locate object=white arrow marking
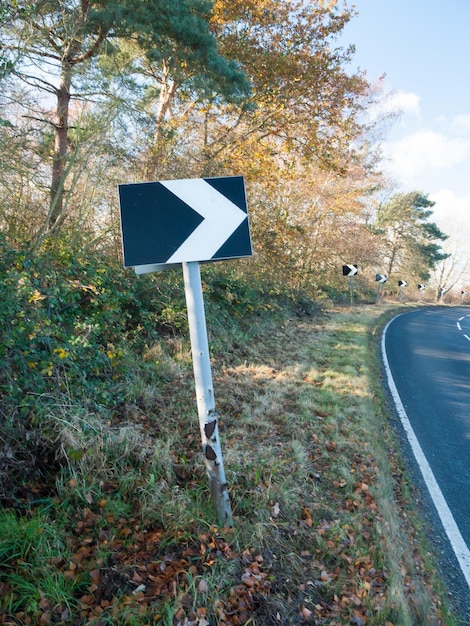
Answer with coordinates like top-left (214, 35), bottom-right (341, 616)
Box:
top-left (160, 178), bottom-right (247, 264)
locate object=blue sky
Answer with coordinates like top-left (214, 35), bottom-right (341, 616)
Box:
top-left (341, 0), bottom-right (470, 239)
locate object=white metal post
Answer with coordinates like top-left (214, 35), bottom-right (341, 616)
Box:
top-left (182, 261), bottom-right (233, 526)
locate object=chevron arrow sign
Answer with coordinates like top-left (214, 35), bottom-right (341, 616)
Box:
top-left (119, 176), bottom-right (252, 272)
top-left (375, 274), bottom-right (387, 283)
top-left (342, 264), bottom-right (358, 277)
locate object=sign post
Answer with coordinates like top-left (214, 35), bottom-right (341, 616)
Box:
top-left (375, 274), bottom-right (387, 303)
top-left (118, 176), bottom-right (252, 525)
top-left (342, 264), bottom-right (358, 306)
top-left (183, 261), bottom-right (232, 526)
top-left (398, 279), bottom-right (408, 302)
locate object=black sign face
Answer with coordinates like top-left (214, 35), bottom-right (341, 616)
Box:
top-left (342, 264), bottom-right (358, 276)
top-left (119, 176), bottom-right (252, 268)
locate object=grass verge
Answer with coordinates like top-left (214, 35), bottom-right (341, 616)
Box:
top-left (0, 302), bottom-right (460, 625)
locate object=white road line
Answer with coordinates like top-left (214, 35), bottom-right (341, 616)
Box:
top-left (464, 335), bottom-right (470, 342)
top-left (457, 322), bottom-right (462, 331)
top-left (382, 318), bottom-right (470, 589)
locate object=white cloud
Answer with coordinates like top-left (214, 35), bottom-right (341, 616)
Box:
top-left (374, 89), bottom-right (421, 117)
top-left (382, 130), bottom-right (470, 184)
top-left (434, 114), bottom-right (470, 135)
top-left (385, 90), bottom-right (421, 116)
top-left (368, 89), bottom-right (420, 123)
top-left (430, 189), bottom-right (470, 234)
top-left (451, 114), bottom-right (470, 134)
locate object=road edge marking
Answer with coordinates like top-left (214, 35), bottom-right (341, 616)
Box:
top-left (382, 317), bottom-right (470, 589)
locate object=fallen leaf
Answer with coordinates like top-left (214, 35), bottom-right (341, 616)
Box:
top-left (38, 612), bottom-right (51, 625)
top-left (89, 569), bottom-right (100, 584)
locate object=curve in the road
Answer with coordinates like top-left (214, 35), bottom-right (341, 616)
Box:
top-left (382, 314), bottom-right (470, 590)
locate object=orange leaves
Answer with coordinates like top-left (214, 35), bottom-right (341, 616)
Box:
top-left (215, 550), bottom-right (271, 625)
top-left (299, 506), bottom-right (313, 529)
top-left (325, 439), bottom-right (337, 452)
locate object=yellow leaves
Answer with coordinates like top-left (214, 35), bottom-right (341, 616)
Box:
top-left (40, 364), bottom-right (53, 376)
top-left (69, 279), bottom-right (99, 294)
top-left (28, 289), bottom-right (46, 303)
top-left (53, 347), bottom-right (70, 359)
top-left (105, 343), bottom-right (123, 363)
top-left (318, 0), bottom-right (338, 11)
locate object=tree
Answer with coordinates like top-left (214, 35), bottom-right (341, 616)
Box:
top-left (1, 0), bottom-right (250, 241)
top-left (431, 223), bottom-right (470, 301)
top-left (206, 0), bottom-right (373, 171)
top-left (126, 0), bottom-right (375, 180)
top-left (375, 192), bottom-right (449, 281)
top-left (123, 0), bottom-right (384, 296)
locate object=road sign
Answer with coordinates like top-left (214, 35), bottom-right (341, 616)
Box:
top-left (398, 280), bottom-right (408, 287)
top-left (119, 176), bottom-right (252, 272)
top-left (418, 284), bottom-right (426, 291)
top-left (342, 264), bottom-right (358, 277)
top-left (117, 175), bottom-right (253, 524)
top-left (375, 274), bottom-right (387, 303)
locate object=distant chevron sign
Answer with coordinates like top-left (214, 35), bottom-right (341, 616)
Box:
top-left (119, 176), bottom-right (252, 272)
top-left (342, 264), bottom-right (358, 277)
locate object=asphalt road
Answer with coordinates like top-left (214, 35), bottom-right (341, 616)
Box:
top-left (382, 307), bottom-right (470, 618)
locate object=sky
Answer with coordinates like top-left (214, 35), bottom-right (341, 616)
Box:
top-left (341, 0), bottom-right (470, 242)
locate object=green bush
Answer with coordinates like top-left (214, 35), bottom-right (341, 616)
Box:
top-left (0, 234), bottom-right (317, 498)
top-left (0, 236), bottom-right (188, 494)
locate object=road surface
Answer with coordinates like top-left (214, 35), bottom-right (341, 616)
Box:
top-left (382, 307), bottom-right (470, 619)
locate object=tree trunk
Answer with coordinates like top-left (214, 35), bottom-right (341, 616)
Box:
top-left (144, 61), bottom-right (178, 181)
top-left (48, 65), bottom-right (72, 231)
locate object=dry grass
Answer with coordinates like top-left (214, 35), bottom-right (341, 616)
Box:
top-left (177, 304), bottom-right (454, 624)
